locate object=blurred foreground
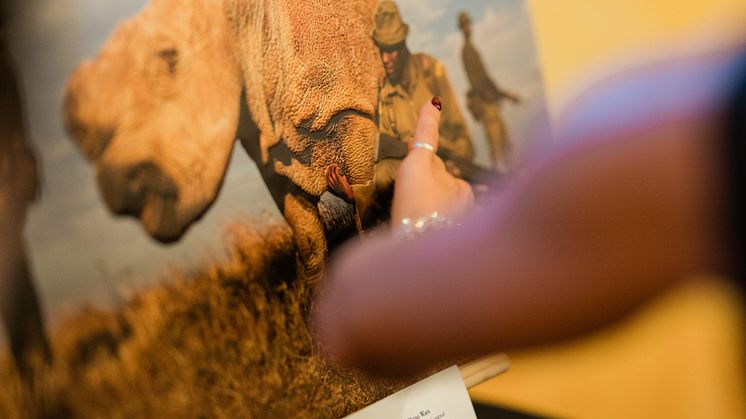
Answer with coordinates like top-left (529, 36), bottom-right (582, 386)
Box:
top-left (0, 218), bottom-right (401, 418)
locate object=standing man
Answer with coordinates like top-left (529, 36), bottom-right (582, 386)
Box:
top-left (459, 11), bottom-right (521, 171)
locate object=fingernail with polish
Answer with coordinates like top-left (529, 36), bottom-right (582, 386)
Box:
top-left (431, 96), bottom-right (443, 111)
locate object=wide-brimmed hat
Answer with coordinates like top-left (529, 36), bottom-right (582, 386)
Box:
top-left (372, 1), bottom-right (409, 47)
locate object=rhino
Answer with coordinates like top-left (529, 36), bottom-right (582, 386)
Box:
top-left (0, 20), bottom-right (50, 381)
top-left (63, 0), bottom-right (384, 280)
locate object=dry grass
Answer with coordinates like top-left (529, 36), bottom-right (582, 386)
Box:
top-left (0, 216), bottom-right (404, 418)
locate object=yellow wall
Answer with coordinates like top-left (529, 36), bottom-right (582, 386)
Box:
top-left (528, 0), bottom-right (746, 114)
top-left (470, 2), bottom-right (746, 418)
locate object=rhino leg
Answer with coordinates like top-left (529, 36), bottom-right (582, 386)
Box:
top-left (283, 194), bottom-right (328, 283)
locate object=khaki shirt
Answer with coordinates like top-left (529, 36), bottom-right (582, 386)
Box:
top-left (462, 40), bottom-right (505, 104)
top-left (379, 53), bottom-right (474, 161)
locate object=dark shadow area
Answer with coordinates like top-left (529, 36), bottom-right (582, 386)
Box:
top-left (473, 401), bottom-right (551, 419)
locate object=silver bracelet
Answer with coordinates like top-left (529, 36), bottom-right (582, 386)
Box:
top-left (395, 211), bottom-right (458, 239)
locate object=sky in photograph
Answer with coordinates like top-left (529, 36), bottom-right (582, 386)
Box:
top-left (6, 0), bottom-right (548, 317)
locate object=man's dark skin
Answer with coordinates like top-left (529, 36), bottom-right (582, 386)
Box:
top-left (380, 42), bottom-right (410, 87)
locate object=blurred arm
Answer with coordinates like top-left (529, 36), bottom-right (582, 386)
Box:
top-left (318, 116), bottom-right (729, 376)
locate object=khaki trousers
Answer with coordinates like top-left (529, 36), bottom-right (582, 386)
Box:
top-left (481, 103), bottom-right (511, 170)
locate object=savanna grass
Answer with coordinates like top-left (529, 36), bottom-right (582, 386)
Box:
top-left (0, 217), bottom-right (404, 418)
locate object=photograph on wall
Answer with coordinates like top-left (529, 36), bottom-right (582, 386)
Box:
top-left (0, 0), bottom-right (550, 416)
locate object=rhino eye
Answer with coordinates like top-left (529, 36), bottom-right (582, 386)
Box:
top-left (157, 48), bottom-right (179, 75)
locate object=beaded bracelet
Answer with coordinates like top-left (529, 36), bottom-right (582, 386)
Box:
top-left (395, 211), bottom-right (459, 239)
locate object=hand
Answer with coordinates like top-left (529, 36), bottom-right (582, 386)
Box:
top-left (326, 163), bottom-right (355, 203)
top-left (391, 97), bottom-right (474, 227)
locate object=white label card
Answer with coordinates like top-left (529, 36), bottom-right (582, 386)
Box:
top-left (344, 365), bottom-right (477, 419)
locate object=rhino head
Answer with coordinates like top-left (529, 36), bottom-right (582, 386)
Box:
top-left (64, 0), bottom-right (382, 243)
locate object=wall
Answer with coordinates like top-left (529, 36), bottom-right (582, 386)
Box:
top-left (469, 2), bottom-right (746, 417)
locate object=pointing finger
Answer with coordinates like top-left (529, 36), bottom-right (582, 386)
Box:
top-left (409, 96), bottom-right (442, 156)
